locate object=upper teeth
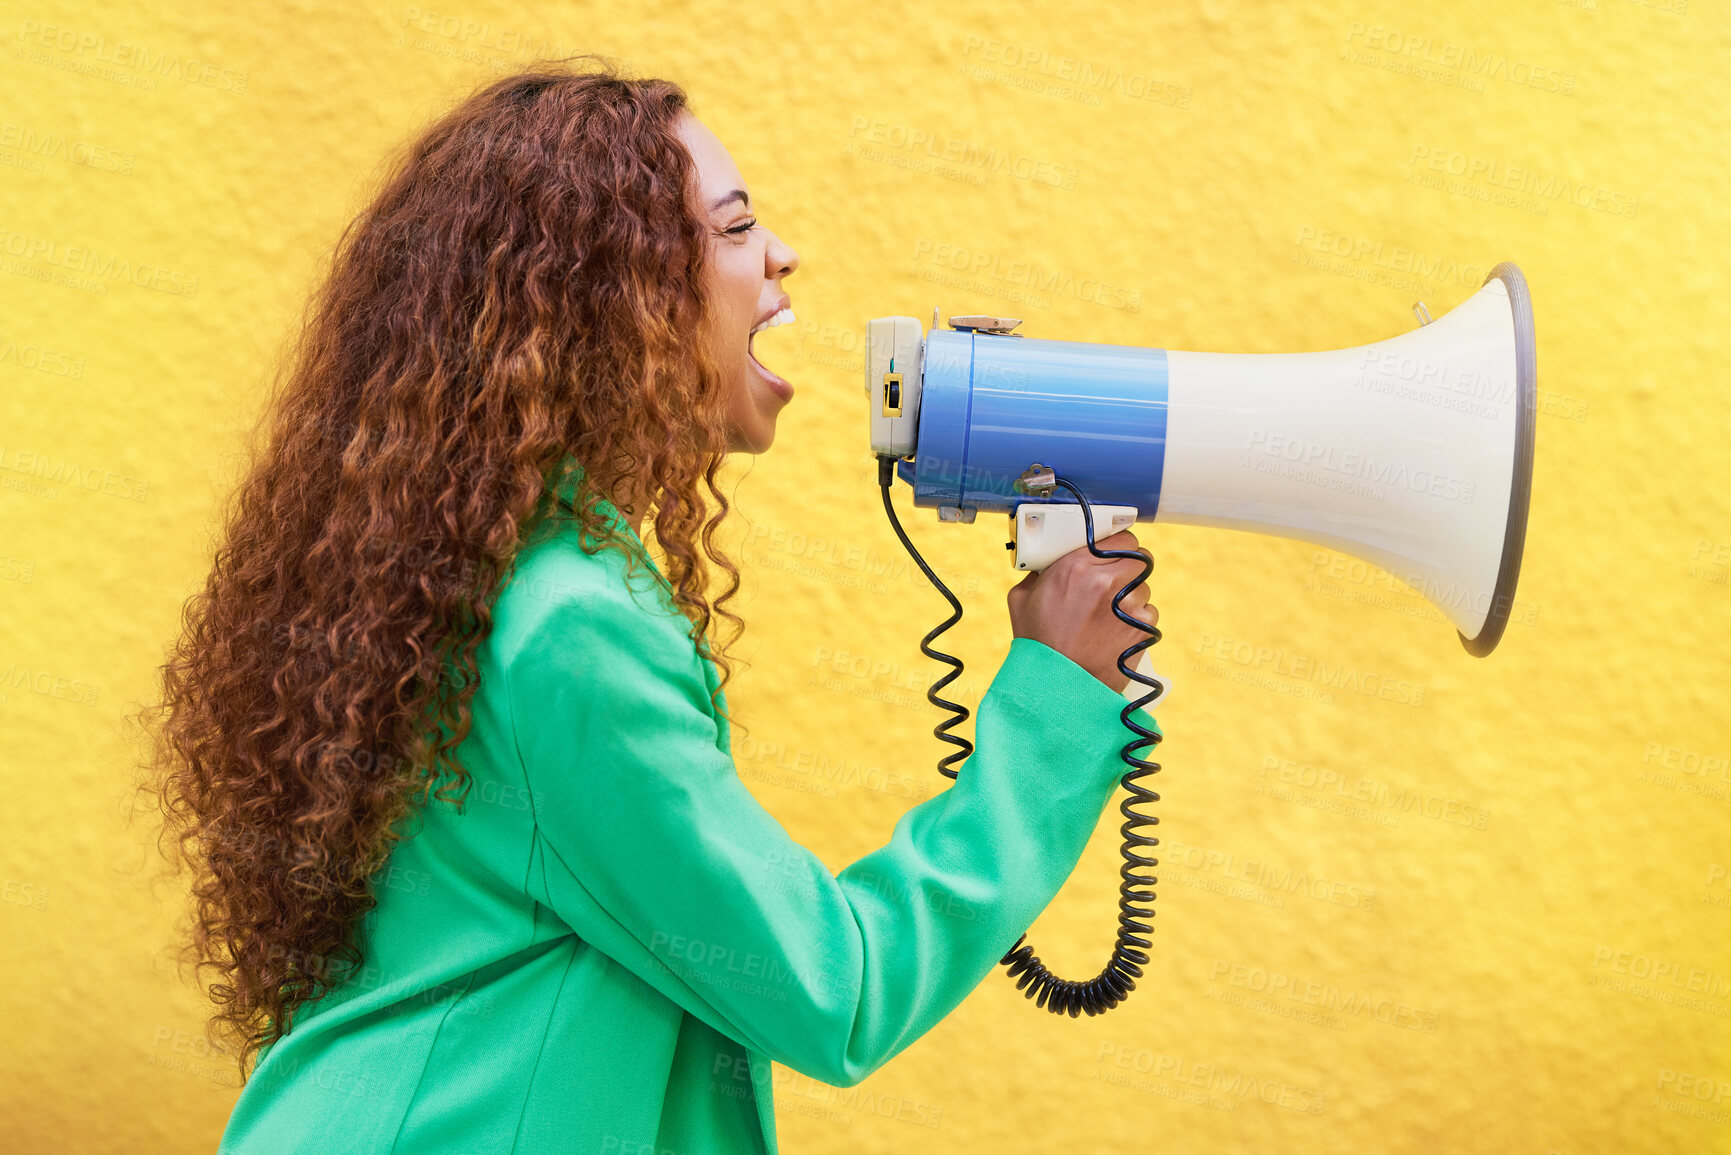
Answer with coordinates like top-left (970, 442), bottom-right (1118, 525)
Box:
top-left (750, 307), bottom-right (796, 335)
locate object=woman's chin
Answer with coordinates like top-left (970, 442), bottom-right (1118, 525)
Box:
top-left (745, 422), bottom-right (777, 454)
top-left (726, 415), bottom-right (777, 455)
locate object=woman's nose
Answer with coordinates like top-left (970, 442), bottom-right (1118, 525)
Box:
top-left (766, 231), bottom-right (798, 277)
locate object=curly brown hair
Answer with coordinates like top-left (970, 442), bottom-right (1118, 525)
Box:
top-left (132, 59), bottom-right (748, 1081)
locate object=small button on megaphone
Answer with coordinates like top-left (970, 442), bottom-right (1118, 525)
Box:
top-left (866, 262), bottom-right (1536, 657)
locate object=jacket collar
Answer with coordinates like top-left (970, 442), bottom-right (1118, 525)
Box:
top-left (547, 458), bottom-right (725, 716)
top-left (547, 458), bottom-right (638, 539)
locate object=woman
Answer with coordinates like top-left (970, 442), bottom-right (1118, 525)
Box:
top-left (144, 61), bottom-right (1160, 1154)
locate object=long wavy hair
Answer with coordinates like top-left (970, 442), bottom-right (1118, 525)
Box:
top-left (133, 60), bottom-right (748, 1080)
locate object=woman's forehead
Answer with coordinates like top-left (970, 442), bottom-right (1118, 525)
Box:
top-left (676, 113), bottom-right (747, 207)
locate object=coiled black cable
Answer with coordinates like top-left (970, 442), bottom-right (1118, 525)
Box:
top-left (877, 455), bottom-right (1164, 1016)
top-left (877, 456), bottom-right (975, 779)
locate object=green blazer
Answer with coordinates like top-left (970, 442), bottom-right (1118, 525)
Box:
top-left (217, 467), bottom-right (1160, 1154)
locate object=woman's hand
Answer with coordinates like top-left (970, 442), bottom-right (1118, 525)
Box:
top-left (1007, 530), bottom-right (1158, 693)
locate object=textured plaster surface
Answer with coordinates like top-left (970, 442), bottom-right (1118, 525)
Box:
top-left (1, 2), bottom-right (1727, 1152)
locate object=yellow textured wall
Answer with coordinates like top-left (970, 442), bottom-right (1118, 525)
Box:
top-left (2, 1), bottom-right (1726, 1151)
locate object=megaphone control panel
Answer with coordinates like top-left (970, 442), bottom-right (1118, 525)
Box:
top-left (865, 315), bottom-right (923, 457)
top-left (866, 313), bottom-right (1032, 458)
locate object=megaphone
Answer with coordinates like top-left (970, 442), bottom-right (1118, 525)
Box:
top-left (862, 262), bottom-right (1536, 1018)
top-left (865, 261), bottom-right (1535, 658)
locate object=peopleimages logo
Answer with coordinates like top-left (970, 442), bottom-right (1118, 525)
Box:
top-left (1163, 838), bottom-right (1378, 912)
top-left (847, 117), bottom-right (1080, 190)
top-left (1207, 959), bottom-right (1442, 1033)
top-left (1258, 754), bottom-right (1492, 830)
top-left (0, 444), bottom-right (150, 502)
top-left (0, 662), bottom-right (100, 706)
top-left (15, 19), bottom-right (249, 93)
top-left (1293, 225), bottom-right (1489, 289)
top-left (1408, 144), bottom-right (1638, 218)
top-left (1192, 631), bottom-right (1428, 709)
top-left (1356, 347), bottom-right (1516, 405)
top-left (1591, 946), bottom-right (1731, 999)
top-left (959, 36), bottom-right (1192, 108)
top-left (1243, 428), bottom-right (1478, 504)
top-left (910, 237), bottom-right (1142, 312)
top-left (0, 122), bottom-right (135, 173)
top-left (0, 225), bottom-right (199, 297)
top-left (1094, 1042), bottom-right (1326, 1115)
top-left (0, 330), bottom-right (84, 379)
top-left (1343, 22), bottom-right (1576, 96)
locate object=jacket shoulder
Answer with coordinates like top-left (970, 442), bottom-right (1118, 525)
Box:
top-left (489, 523), bottom-right (686, 663)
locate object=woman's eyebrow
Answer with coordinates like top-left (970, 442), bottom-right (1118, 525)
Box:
top-left (709, 188), bottom-right (750, 212)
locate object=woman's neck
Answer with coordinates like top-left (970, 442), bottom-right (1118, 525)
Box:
top-left (613, 478), bottom-right (652, 539)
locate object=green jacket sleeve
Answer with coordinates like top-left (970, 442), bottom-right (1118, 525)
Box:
top-left (501, 552), bottom-right (1161, 1089)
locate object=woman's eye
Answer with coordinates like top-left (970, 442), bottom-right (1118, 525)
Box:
top-left (724, 219), bottom-right (758, 237)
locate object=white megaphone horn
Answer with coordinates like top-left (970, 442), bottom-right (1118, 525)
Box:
top-left (866, 262), bottom-right (1537, 674)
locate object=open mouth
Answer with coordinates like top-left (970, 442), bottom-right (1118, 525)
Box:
top-left (748, 307), bottom-right (796, 397)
